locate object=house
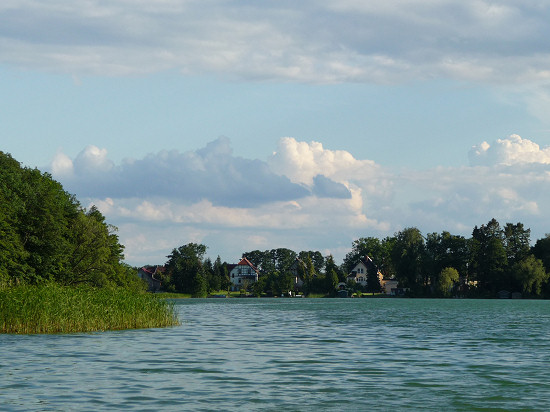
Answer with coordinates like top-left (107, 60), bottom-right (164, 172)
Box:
top-left (138, 265), bottom-right (163, 292)
top-left (382, 279), bottom-right (398, 295)
top-left (229, 257), bottom-right (260, 291)
top-left (348, 256), bottom-right (383, 289)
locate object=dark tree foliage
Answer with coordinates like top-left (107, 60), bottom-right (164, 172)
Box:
top-left (424, 231), bottom-right (468, 289)
top-left (470, 219), bottom-right (509, 293)
top-left (0, 151), bottom-right (143, 290)
top-left (165, 243), bottom-right (207, 294)
top-left (504, 223), bottom-right (531, 265)
top-left (533, 234), bottom-right (550, 273)
top-left (343, 236), bottom-right (395, 279)
top-left (365, 264), bottom-right (382, 294)
top-left (343, 237), bottom-right (384, 273)
top-left (298, 251), bottom-right (325, 273)
top-left (391, 227), bottom-right (426, 291)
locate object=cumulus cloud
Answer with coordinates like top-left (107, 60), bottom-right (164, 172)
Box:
top-left (49, 137), bottom-right (362, 208)
top-left (2, 1), bottom-right (550, 86)
top-left (269, 137), bottom-right (392, 202)
top-left (49, 135), bottom-right (550, 266)
top-left (469, 134), bottom-right (550, 166)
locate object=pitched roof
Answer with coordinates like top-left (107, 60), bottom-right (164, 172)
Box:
top-left (236, 257), bottom-right (259, 273)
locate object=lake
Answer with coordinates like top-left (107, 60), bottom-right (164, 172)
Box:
top-left (2, 298), bottom-right (550, 411)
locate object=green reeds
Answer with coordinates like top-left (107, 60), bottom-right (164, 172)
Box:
top-left (0, 283), bottom-right (180, 334)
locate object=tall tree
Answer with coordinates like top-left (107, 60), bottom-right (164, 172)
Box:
top-left (504, 222), bottom-right (531, 265)
top-left (532, 234), bottom-right (550, 273)
top-left (298, 251), bottom-right (324, 273)
top-left (391, 227), bottom-right (426, 291)
top-left (324, 254), bottom-right (345, 283)
top-left (165, 243), bottom-right (207, 293)
top-left (470, 219), bottom-right (508, 293)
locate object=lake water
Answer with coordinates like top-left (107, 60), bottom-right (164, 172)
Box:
top-left (2, 298), bottom-right (550, 411)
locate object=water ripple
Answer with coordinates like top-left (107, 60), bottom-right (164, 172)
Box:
top-left (2, 299), bottom-right (550, 410)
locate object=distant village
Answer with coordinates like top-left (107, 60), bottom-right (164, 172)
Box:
top-left (138, 254), bottom-right (403, 298)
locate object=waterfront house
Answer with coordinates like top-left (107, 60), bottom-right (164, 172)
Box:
top-left (229, 257), bottom-right (260, 291)
top-left (382, 279), bottom-right (398, 294)
top-left (138, 266), bottom-right (163, 292)
top-left (348, 256), bottom-right (383, 289)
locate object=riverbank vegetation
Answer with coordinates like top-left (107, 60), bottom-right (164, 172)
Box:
top-left (0, 283), bottom-right (179, 334)
top-left (0, 151), bottom-right (179, 333)
top-left (156, 218), bottom-right (550, 299)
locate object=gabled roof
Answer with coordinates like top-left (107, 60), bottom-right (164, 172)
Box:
top-left (351, 255), bottom-right (379, 273)
top-left (236, 257), bottom-right (259, 273)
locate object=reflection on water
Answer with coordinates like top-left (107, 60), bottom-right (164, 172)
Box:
top-left (2, 299), bottom-right (550, 411)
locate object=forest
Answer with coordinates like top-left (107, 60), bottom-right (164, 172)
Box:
top-left (0, 151), bottom-right (144, 291)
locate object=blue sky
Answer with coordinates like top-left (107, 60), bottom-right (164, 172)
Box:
top-left (2, 1), bottom-right (550, 265)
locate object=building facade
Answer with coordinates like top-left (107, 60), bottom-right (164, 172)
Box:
top-left (229, 257), bottom-right (260, 291)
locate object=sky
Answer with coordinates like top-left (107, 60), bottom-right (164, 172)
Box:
top-left (2, 1), bottom-right (550, 266)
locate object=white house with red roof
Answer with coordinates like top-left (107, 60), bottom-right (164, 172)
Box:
top-left (229, 257), bottom-right (260, 291)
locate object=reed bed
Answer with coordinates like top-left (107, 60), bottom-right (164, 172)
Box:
top-left (0, 284), bottom-right (180, 334)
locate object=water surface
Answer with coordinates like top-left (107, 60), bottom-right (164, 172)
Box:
top-left (2, 299), bottom-right (550, 411)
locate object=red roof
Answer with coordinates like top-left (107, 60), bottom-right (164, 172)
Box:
top-left (237, 257), bottom-right (259, 273)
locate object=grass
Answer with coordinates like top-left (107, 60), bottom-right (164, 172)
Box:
top-left (156, 292), bottom-right (193, 299)
top-left (0, 283), bottom-right (180, 334)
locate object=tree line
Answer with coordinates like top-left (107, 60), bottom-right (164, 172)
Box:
top-left (160, 219), bottom-right (550, 298)
top-left (0, 151), bottom-right (144, 291)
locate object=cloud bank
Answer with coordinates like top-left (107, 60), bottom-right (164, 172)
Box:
top-left (49, 134), bottom-right (550, 265)
top-left (2, 1), bottom-right (550, 85)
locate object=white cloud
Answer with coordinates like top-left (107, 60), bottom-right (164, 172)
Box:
top-left (50, 149), bottom-right (73, 177)
top-left (50, 135), bottom-right (550, 266)
top-left (73, 145), bottom-right (114, 174)
top-left (469, 134), bottom-right (550, 166)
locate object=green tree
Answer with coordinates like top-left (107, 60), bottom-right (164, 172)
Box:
top-left (192, 269), bottom-right (208, 298)
top-left (425, 231), bottom-right (468, 293)
top-left (325, 269), bottom-right (339, 295)
top-left (165, 243), bottom-right (207, 293)
top-left (298, 251), bottom-right (324, 273)
top-left (343, 237), bottom-right (383, 273)
top-left (0, 151), bottom-right (139, 290)
top-left (504, 222), bottom-right (531, 265)
top-left (299, 254), bottom-right (317, 294)
top-left (324, 255), bottom-right (345, 283)
top-left (365, 265), bottom-right (382, 294)
top-left (510, 255), bottom-right (548, 296)
top-left (391, 227), bottom-right (425, 291)
top-left (252, 276), bottom-right (267, 297)
top-left (532, 234), bottom-right (550, 273)
top-left (470, 219), bottom-right (508, 294)
top-left (438, 267), bottom-right (459, 297)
